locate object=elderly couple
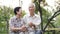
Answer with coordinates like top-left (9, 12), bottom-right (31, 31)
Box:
top-left (9, 3), bottom-right (41, 34)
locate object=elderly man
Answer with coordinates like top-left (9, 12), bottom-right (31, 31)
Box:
top-left (23, 3), bottom-right (41, 34)
top-left (9, 7), bottom-right (28, 34)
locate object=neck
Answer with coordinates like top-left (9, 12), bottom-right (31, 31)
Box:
top-left (30, 13), bottom-right (34, 17)
top-left (16, 15), bottom-right (21, 18)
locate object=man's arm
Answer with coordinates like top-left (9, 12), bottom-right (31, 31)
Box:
top-left (33, 15), bottom-right (41, 25)
top-left (28, 15), bottom-right (41, 29)
top-left (28, 22), bottom-right (36, 29)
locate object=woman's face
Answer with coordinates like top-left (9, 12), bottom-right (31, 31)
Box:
top-left (17, 9), bottom-right (22, 16)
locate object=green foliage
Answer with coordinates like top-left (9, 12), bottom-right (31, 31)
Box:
top-left (33, 0), bottom-right (60, 34)
top-left (33, 0), bottom-right (51, 24)
top-left (22, 10), bottom-right (26, 17)
top-left (54, 15), bottom-right (60, 27)
top-left (0, 6), bottom-right (14, 34)
top-left (0, 0), bottom-right (60, 34)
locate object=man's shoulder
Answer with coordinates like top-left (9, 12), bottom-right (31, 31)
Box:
top-left (23, 14), bottom-right (40, 17)
top-left (35, 14), bottom-right (40, 17)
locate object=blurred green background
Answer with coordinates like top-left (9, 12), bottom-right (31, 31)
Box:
top-left (0, 0), bottom-right (60, 34)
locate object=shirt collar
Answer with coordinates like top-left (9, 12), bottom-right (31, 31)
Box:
top-left (28, 13), bottom-right (36, 18)
top-left (14, 16), bottom-right (21, 20)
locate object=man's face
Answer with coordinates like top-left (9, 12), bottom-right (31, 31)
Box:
top-left (17, 9), bottom-right (22, 16)
top-left (29, 4), bottom-right (35, 14)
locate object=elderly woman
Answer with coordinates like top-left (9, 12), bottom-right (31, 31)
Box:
top-left (9, 7), bottom-right (28, 34)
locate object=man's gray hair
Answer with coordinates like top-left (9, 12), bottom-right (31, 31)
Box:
top-left (28, 3), bottom-right (35, 7)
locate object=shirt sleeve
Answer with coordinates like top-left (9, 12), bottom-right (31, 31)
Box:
top-left (23, 15), bottom-right (27, 24)
top-left (33, 15), bottom-right (41, 25)
top-left (9, 18), bottom-right (15, 29)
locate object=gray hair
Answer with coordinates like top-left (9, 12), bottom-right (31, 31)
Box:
top-left (28, 3), bottom-right (35, 8)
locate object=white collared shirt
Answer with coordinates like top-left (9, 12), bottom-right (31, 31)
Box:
top-left (23, 14), bottom-right (41, 30)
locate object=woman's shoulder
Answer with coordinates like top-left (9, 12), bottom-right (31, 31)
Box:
top-left (9, 16), bottom-right (16, 20)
